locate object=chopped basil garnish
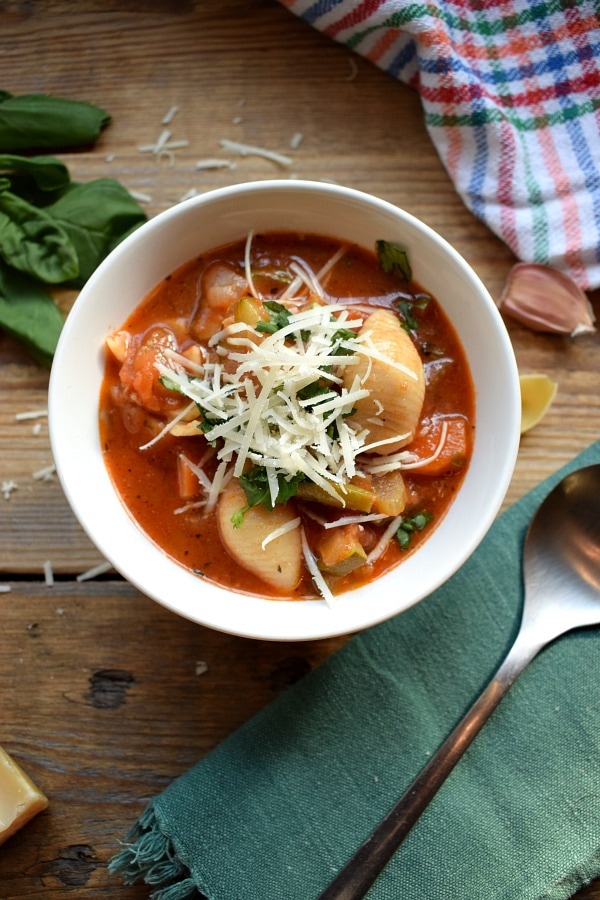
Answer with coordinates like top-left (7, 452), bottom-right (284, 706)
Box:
top-left (394, 291), bottom-right (431, 333)
top-left (376, 239), bottom-right (412, 282)
top-left (198, 414), bottom-right (224, 446)
top-left (158, 374), bottom-right (182, 393)
top-left (396, 510), bottom-right (433, 550)
top-left (330, 326), bottom-right (359, 356)
top-left (255, 300), bottom-right (292, 334)
top-left (233, 466), bottom-right (307, 525)
top-left (297, 381), bottom-right (331, 406)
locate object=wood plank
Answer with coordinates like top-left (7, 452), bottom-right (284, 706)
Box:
top-left (0, 582), bottom-right (345, 896)
top-left (0, 581), bottom-right (599, 897)
top-left (0, 1), bottom-right (599, 897)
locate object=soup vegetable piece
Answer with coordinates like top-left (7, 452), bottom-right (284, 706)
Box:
top-left (99, 232), bottom-right (474, 604)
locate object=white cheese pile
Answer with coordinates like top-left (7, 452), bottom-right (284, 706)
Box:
top-left (155, 303), bottom-right (377, 506)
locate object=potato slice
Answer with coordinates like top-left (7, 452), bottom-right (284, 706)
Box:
top-left (217, 479), bottom-right (302, 592)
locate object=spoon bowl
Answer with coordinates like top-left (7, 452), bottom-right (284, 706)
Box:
top-left (522, 464), bottom-right (600, 647)
top-left (319, 463), bottom-right (600, 900)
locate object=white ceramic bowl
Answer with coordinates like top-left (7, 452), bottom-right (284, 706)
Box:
top-left (49, 180), bottom-right (520, 641)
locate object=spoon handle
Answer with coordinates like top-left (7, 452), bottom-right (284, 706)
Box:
top-left (317, 636), bottom-right (539, 900)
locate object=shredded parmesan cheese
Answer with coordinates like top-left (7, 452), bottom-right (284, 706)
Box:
top-left (205, 461), bottom-right (231, 512)
top-left (363, 420), bottom-right (450, 475)
top-left (164, 348), bottom-right (205, 375)
top-left (397, 420), bottom-right (449, 470)
top-left (138, 120), bottom-right (189, 161)
top-left (322, 513), bottom-right (389, 529)
top-left (366, 514), bottom-right (404, 565)
top-left (139, 401), bottom-right (198, 451)
top-left (301, 528), bottom-right (336, 607)
top-left (178, 453), bottom-right (213, 492)
top-left (195, 158), bottom-right (236, 170)
top-left (179, 188), bottom-right (198, 203)
top-left (2, 480), bottom-right (18, 500)
top-left (162, 105), bottom-right (179, 125)
top-left (261, 517), bottom-right (302, 550)
top-left (154, 128), bottom-right (171, 153)
top-left (346, 57), bottom-right (359, 81)
top-left (244, 231), bottom-right (259, 300)
top-left (359, 433), bottom-right (411, 455)
top-left (43, 560), bottom-right (54, 587)
top-left (154, 302), bottom-right (376, 499)
top-left (278, 245), bottom-right (346, 304)
top-left (129, 190), bottom-right (152, 204)
top-left (15, 410), bottom-right (48, 421)
top-left (174, 500), bottom-right (207, 515)
top-left (32, 464), bottom-right (56, 482)
top-left (76, 561), bottom-right (113, 582)
top-left (219, 138), bottom-right (292, 167)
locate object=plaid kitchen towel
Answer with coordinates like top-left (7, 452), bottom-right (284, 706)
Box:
top-left (279, 0), bottom-right (600, 291)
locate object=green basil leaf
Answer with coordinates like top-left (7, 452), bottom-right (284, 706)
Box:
top-left (395, 510), bottom-right (433, 551)
top-left (376, 239), bottom-right (412, 282)
top-left (255, 300), bottom-right (293, 335)
top-left (238, 467), bottom-right (271, 509)
top-left (43, 178), bottom-right (147, 285)
top-left (0, 92), bottom-right (110, 151)
top-left (0, 177), bottom-right (10, 193)
top-left (0, 261), bottom-right (63, 366)
top-left (238, 466), bottom-right (305, 511)
top-left (0, 190), bottom-right (79, 283)
top-left (0, 153), bottom-right (70, 192)
top-left (276, 472), bottom-right (306, 504)
top-left (296, 381), bottom-right (331, 406)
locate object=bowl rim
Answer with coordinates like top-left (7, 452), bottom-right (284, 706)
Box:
top-left (49, 179), bottom-right (521, 641)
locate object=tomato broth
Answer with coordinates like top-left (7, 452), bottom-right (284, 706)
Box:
top-left (99, 232), bottom-right (475, 602)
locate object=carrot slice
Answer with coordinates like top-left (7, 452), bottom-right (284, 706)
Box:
top-left (315, 524), bottom-right (368, 576)
top-left (177, 454), bottom-right (202, 499)
top-left (407, 416), bottom-right (471, 476)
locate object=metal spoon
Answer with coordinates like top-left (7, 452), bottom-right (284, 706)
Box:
top-left (319, 463), bottom-right (600, 900)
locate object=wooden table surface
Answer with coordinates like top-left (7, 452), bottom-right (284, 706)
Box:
top-left (0, 1), bottom-right (598, 897)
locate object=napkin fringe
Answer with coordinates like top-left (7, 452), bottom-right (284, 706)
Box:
top-left (108, 802), bottom-right (197, 900)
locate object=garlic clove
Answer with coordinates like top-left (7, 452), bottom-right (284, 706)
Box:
top-left (519, 373), bottom-right (558, 434)
top-left (499, 263), bottom-right (596, 337)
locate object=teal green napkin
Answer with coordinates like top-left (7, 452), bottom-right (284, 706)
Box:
top-left (110, 441), bottom-right (600, 900)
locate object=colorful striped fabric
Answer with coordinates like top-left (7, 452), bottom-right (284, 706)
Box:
top-left (279, 0), bottom-right (600, 290)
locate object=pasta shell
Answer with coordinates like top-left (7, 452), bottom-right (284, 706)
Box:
top-left (344, 309), bottom-right (425, 454)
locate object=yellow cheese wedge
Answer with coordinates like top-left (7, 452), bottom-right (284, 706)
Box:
top-left (520, 373), bottom-right (558, 434)
top-left (0, 746), bottom-right (48, 845)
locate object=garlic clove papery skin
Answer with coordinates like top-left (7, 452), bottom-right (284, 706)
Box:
top-left (498, 263), bottom-right (596, 337)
